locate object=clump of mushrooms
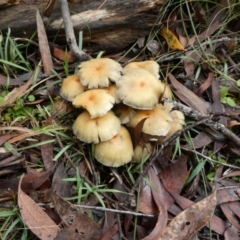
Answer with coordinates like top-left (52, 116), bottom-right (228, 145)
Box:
top-left (60, 58), bottom-right (185, 167)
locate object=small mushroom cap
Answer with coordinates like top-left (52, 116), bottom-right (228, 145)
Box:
top-left (94, 126), bottom-right (134, 167)
top-left (132, 143), bottom-right (153, 163)
top-left (128, 104), bottom-right (173, 139)
top-left (170, 110), bottom-right (185, 125)
top-left (113, 103), bottom-right (135, 124)
top-left (104, 84), bottom-right (121, 104)
top-left (78, 58), bottom-right (122, 89)
top-left (124, 60), bottom-right (160, 78)
top-left (161, 83), bottom-right (173, 99)
top-left (158, 110), bottom-right (185, 144)
top-left (60, 75), bottom-right (85, 101)
top-left (116, 68), bottom-right (163, 110)
top-left (72, 89), bottom-right (115, 118)
top-left (73, 110), bottom-right (121, 143)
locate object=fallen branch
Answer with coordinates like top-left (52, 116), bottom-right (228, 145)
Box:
top-left (59, 0), bottom-right (91, 61)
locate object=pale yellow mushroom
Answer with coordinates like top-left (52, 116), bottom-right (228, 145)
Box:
top-left (73, 111), bottom-right (121, 144)
top-left (60, 75), bottom-right (85, 101)
top-left (124, 60), bottom-right (160, 78)
top-left (94, 126), bottom-right (134, 167)
top-left (116, 68), bottom-right (164, 110)
top-left (128, 104), bottom-right (173, 141)
top-left (78, 58), bottom-right (122, 89)
top-left (72, 89), bottom-right (115, 118)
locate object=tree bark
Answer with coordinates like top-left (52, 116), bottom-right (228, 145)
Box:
top-left (0, 0), bottom-right (165, 53)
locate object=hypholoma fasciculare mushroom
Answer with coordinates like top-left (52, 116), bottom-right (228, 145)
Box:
top-left (60, 57), bottom-right (184, 167)
top-left (72, 89), bottom-right (115, 118)
top-left (60, 74), bottom-right (85, 101)
top-left (78, 58), bottom-right (122, 89)
top-left (73, 110), bottom-right (121, 144)
top-left (124, 60), bottom-right (160, 78)
top-left (116, 68), bottom-right (164, 110)
top-left (128, 104), bottom-right (173, 141)
top-left (94, 126), bottom-right (134, 167)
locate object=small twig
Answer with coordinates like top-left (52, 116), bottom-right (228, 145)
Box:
top-left (212, 112), bottom-right (240, 122)
top-left (164, 99), bottom-right (240, 147)
top-left (75, 204), bottom-right (154, 217)
top-left (221, 48), bottom-right (240, 74)
top-left (124, 116), bottom-right (210, 207)
top-left (115, 204), bottom-right (128, 240)
top-left (59, 0), bottom-right (91, 61)
top-left (181, 147), bottom-right (240, 170)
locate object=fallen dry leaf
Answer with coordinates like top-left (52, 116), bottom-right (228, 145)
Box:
top-left (52, 161), bottom-right (72, 198)
top-left (220, 202), bottom-right (240, 231)
top-left (170, 192), bottom-right (227, 235)
top-left (18, 175), bottom-right (60, 239)
top-left (160, 26), bottom-right (185, 51)
top-left (142, 168), bottom-right (168, 240)
top-left (158, 191), bottom-right (217, 240)
top-left (52, 193), bottom-right (102, 240)
top-left (168, 73), bottom-right (208, 114)
top-left (139, 182), bottom-right (158, 215)
top-left (0, 66), bottom-right (40, 109)
top-left (160, 155), bottom-right (187, 194)
top-left (36, 9), bottom-right (53, 75)
top-left (195, 72), bottom-right (214, 97)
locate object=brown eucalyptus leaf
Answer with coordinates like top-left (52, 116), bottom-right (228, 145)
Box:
top-left (158, 191), bottom-right (217, 240)
top-left (52, 193), bottom-right (102, 240)
top-left (142, 168), bottom-right (168, 240)
top-left (220, 202), bottom-right (240, 230)
top-left (168, 73), bottom-right (208, 114)
top-left (159, 155), bottom-right (187, 194)
top-left (18, 176), bottom-right (60, 239)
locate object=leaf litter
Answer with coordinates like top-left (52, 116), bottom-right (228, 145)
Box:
top-left (1, 0), bottom-right (240, 239)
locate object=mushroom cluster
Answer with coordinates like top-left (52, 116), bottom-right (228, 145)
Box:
top-left (60, 58), bottom-right (185, 167)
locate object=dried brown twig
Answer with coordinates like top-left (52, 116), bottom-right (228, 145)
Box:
top-left (59, 0), bottom-right (91, 61)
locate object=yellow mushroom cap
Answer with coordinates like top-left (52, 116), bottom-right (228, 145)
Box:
top-left (104, 84), bottom-right (121, 104)
top-left (128, 104), bottom-right (173, 140)
top-left (72, 89), bottom-right (115, 118)
top-left (113, 104), bottom-right (135, 124)
top-left (60, 75), bottom-right (85, 101)
top-left (158, 110), bottom-right (185, 144)
top-left (124, 60), bottom-right (160, 78)
top-left (73, 111), bottom-right (121, 144)
top-left (78, 58), bottom-right (122, 89)
top-left (161, 83), bottom-right (173, 99)
top-left (132, 143), bottom-right (153, 163)
top-left (116, 68), bottom-right (163, 110)
top-left (94, 126), bottom-right (134, 167)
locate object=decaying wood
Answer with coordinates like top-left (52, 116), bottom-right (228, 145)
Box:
top-left (0, 0), bottom-right (165, 53)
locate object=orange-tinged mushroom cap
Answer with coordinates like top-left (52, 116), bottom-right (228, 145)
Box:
top-left (104, 84), bottom-right (121, 104)
top-left (158, 110), bottom-right (185, 144)
top-left (116, 68), bottom-right (163, 110)
top-left (60, 74), bottom-right (85, 101)
top-left (124, 60), bottom-right (160, 78)
top-left (72, 89), bottom-right (115, 118)
top-left (94, 126), bottom-right (134, 167)
top-left (78, 58), bottom-right (122, 89)
top-left (132, 143), bottom-right (153, 163)
top-left (73, 110), bottom-right (121, 144)
top-left (113, 103), bottom-right (135, 124)
top-left (161, 83), bottom-right (173, 99)
top-left (128, 104), bottom-right (173, 139)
